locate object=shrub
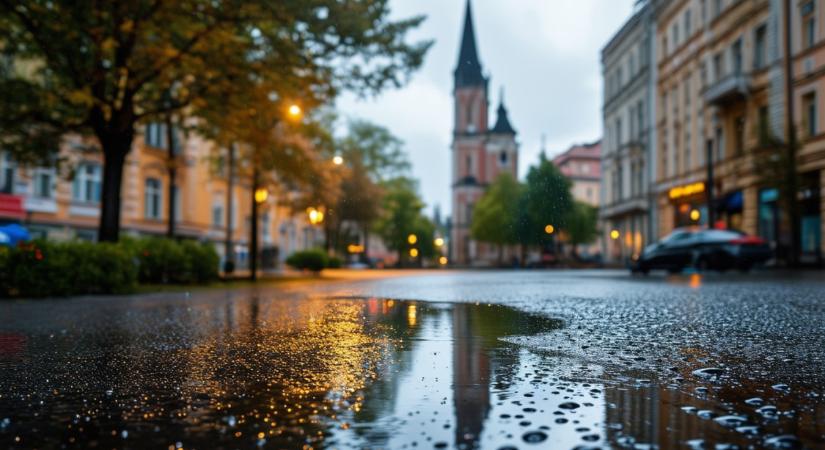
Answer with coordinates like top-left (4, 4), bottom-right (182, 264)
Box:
top-left (327, 256), bottom-right (343, 269)
top-left (180, 240), bottom-right (220, 283)
top-left (0, 240), bottom-right (137, 298)
top-left (134, 237), bottom-right (219, 284)
top-left (286, 249), bottom-right (328, 272)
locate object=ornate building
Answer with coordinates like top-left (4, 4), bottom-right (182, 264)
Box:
top-left (451, 0), bottom-right (519, 266)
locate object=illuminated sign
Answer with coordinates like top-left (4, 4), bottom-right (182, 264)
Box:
top-left (669, 182), bottom-right (705, 200)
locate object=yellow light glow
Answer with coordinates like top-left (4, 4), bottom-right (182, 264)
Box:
top-left (254, 188), bottom-right (268, 204)
top-left (332, 155), bottom-right (344, 165)
top-left (669, 182), bottom-right (705, 200)
top-left (347, 244), bottom-right (365, 254)
top-left (288, 104), bottom-right (302, 118)
top-left (407, 304), bottom-right (417, 326)
top-left (307, 207), bottom-right (324, 225)
top-left (690, 209), bottom-right (701, 221)
top-left (439, 256), bottom-right (448, 265)
top-left (407, 234), bottom-right (417, 245)
top-left (434, 237), bottom-right (445, 247)
top-left (544, 224), bottom-right (555, 235)
top-left (409, 248), bottom-right (419, 258)
top-left (610, 229), bottom-right (620, 240)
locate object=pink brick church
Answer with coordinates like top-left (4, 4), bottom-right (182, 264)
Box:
top-left (450, 0), bottom-right (519, 266)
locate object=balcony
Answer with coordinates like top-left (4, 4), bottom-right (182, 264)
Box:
top-left (704, 73), bottom-right (751, 106)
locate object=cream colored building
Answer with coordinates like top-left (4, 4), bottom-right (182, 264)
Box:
top-left (652, 0), bottom-right (825, 264)
top-left (0, 126), bottom-right (323, 270)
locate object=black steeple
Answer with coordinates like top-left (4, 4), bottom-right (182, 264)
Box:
top-left (454, 0), bottom-right (485, 88)
top-left (491, 88), bottom-right (516, 135)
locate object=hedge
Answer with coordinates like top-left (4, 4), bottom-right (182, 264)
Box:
top-left (285, 249), bottom-right (328, 272)
top-left (0, 237), bottom-right (220, 298)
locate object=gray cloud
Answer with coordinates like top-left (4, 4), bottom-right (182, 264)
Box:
top-left (337, 0), bottom-right (636, 217)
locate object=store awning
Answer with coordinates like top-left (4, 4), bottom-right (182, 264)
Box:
top-left (0, 193), bottom-right (25, 220)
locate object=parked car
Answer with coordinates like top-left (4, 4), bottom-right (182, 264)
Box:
top-left (632, 227), bottom-right (772, 274)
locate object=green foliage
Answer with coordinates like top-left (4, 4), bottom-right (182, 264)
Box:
top-left (518, 154), bottom-right (573, 246)
top-left (375, 178), bottom-right (425, 256)
top-left (0, 240), bottom-right (137, 298)
top-left (471, 173), bottom-right (523, 246)
top-left (338, 120), bottom-right (412, 181)
top-left (132, 237), bottom-right (219, 284)
top-left (327, 256), bottom-right (343, 269)
top-left (1, 0), bottom-right (432, 240)
top-left (565, 201), bottom-right (599, 247)
top-left (286, 249), bottom-right (329, 272)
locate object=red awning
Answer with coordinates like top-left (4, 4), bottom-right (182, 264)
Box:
top-left (0, 193), bottom-right (25, 220)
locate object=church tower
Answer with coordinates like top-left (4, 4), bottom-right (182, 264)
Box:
top-left (451, 0), bottom-right (518, 266)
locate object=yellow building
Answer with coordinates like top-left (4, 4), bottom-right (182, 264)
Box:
top-left (0, 125), bottom-right (323, 270)
top-left (653, 0), bottom-right (824, 264)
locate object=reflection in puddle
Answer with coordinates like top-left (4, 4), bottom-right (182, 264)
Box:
top-left (0, 295), bottom-right (823, 449)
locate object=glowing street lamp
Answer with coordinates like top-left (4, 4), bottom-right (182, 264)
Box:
top-left (690, 209), bottom-right (701, 221)
top-left (307, 207), bottom-right (324, 225)
top-left (439, 256), bottom-right (448, 265)
top-left (254, 188), bottom-right (268, 204)
top-left (332, 155), bottom-right (344, 166)
top-left (434, 237), bottom-right (445, 247)
top-left (409, 248), bottom-right (419, 258)
top-left (610, 229), bottom-right (621, 240)
top-left (288, 104), bottom-right (302, 118)
top-left (407, 234), bottom-right (418, 245)
top-left (544, 224), bottom-right (555, 235)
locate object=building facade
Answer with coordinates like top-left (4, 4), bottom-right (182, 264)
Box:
top-left (553, 141), bottom-right (603, 257)
top-left (651, 0), bottom-right (824, 264)
top-left (601, 2), bottom-right (659, 264)
top-left (0, 127), bottom-right (323, 270)
top-left (450, 0), bottom-right (520, 266)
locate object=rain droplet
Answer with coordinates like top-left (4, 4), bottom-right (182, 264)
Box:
top-left (522, 431), bottom-right (548, 444)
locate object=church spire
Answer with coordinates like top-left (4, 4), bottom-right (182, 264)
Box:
top-left (454, 0), bottom-right (485, 88)
top-left (491, 87), bottom-right (516, 135)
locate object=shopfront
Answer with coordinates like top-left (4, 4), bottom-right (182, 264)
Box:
top-left (800, 172), bottom-right (822, 264)
top-left (714, 191), bottom-right (744, 231)
top-left (668, 182), bottom-right (707, 228)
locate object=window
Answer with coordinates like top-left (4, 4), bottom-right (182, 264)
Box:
top-left (700, 61), bottom-right (707, 89)
top-left (145, 123), bottom-right (165, 148)
top-left (73, 163), bottom-right (102, 203)
top-left (701, 0), bottom-right (707, 24)
top-left (636, 101), bottom-right (644, 140)
top-left (0, 152), bottom-right (14, 194)
top-left (145, 178), bottom-right (162, 219)
top-left (734, 116), bottom-right (745, 155)
top-left (616, 118), bottom-right (623, 146)
top-left (713, 0), bottom-right (723, 18)
top-left (732, 39), bottom-right (742, 75)
top-left (684, 9), bottom-right (692, 37)
top-left (713, 52), bottom-right (724, 81)
top-left (262, 212), bottom-right (271, 242)
top-left (673, 23), bottom-right (680, 47)
top-left (802, 1), bottom-right (816, 49)
top-left (758, 105), bottom-right (771, 144)
top-left (173, 185), bottom-right (181, 223)
top-left (212, 200), bottom-right (224, 227)
top-left (804, 92), bottom-right (818, 138)
top-left (465, 154), bottom-right (472, 177)
top-left (33, 169), bottom-right (54, 199)
top-left (500, 151), bottom-right (508, 165)
top-left (754, 25), bottom-right (767, 69)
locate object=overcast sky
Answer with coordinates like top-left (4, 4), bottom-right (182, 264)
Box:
top-left (337, 0), bottom-right (637, 217)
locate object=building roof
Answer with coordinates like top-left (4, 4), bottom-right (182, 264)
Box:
top-left (454, 0), bottom-right (486, 88)
top-left (552, 141), bottom-right (602, 180)
top-left (490, 96), bottom-right (516, 135)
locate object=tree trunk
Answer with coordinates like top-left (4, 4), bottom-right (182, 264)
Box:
top-left (98, 138), bottom-right (131, 242)
top-left (250, 168), bottom-right (259, 281)
top-left (224, 144), bottom-right (235, 273)
top-left (166, 113), bottom-right (177, 238)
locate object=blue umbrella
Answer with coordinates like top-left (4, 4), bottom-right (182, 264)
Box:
top-left (0, 224), bottom-right (31, 246)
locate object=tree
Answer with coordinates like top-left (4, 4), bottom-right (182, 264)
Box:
top-left (330, 120), bottom-right (411, 258)
top-left (471, 173), bottom-right (522, 264)
top-left (564, 201), bottom-right (599, 257)
top-left (374, 177), bottom-right (431, 266)
top-left (0, 0), bottom-right (432, 241)
top-left (519, 153), bottom-right (573, 246)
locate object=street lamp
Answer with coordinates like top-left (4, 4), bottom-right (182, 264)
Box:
top-left (434, 237), bottom-right (444, 247)
top-left (409, 248), bottom-right (419, 258)
top-left (544, 224), bottom-right (555, 235)
top-left (307, 207), bottom-right (324, 225)
top-left (439, 256), bottom-right (448, 266)
top-left (407, 234), bottom-right (417, 245)
top-left (288, 104), bottom-right (302, 118)
top-left (332, 155), bottom-right (344, 166)
top-left (610, 229), bottom-right (620, 240)
top-left (254, 188), bottom-right (269, 204)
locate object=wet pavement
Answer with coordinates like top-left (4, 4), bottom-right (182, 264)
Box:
top-left (1, 270), bottom-right (824, 449)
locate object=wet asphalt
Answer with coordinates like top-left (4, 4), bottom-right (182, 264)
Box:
top-left (1, 269), bottom-right (824, 449)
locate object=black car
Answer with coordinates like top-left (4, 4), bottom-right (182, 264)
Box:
top-left (632, 227), bottom-right (772, 274)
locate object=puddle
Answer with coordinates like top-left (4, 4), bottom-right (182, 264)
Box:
top-left (0, 295), bottom-right (823, 449)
